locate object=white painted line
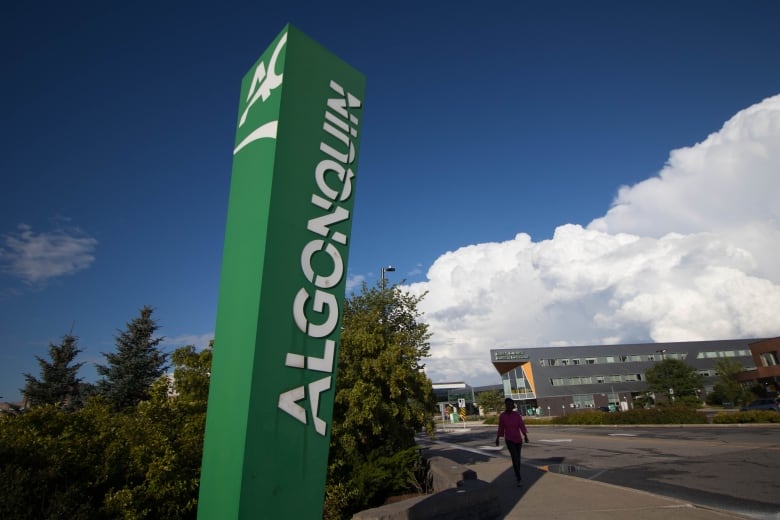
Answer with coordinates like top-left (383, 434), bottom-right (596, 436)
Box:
top-left (607, 433), bottom-right (638, 437)
top-left (477, 445), bottom-right (503, 451)
top-left (424, 440), bottom-right (501, 457)
top-left (538, 439), bottom-right (573, 443)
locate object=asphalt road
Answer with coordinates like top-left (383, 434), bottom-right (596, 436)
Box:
top-left (435, 424), bottom-right (780, 520)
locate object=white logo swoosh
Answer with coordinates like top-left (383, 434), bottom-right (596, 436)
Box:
top-left (233, 120), bottom-right (278, 155)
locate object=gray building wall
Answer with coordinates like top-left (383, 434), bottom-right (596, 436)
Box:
top-left (491, 339), bottom-right (759, 413)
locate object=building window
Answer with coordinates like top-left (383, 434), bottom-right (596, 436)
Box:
top-left (560, 359), bottom-right (570, 366)
top-left (606, 356), bottom-right (616, 363)
top-left (760, 352), bottom-right (779, 367)
top-left (572, 358), bottom-right (582, 365)
top-left (573, 394), bottom-right (594, 408)
top-left (596, 375), bottom-right (605, 384)
top-left (586, 358), bottom-right (596, 365)
top-left (550, 378), bottom-right (565, 386)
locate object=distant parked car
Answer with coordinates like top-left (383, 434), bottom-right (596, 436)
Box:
top-left (740, 398), bottom-right (780, 411)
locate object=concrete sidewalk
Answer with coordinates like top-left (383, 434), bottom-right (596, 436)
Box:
top-left (414, 438), bottom-right (752, 520)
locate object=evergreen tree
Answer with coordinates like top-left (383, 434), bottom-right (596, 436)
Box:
top-left (96, 306), bottom-right (168, 410)
top-left (23, 334), bottom-right (84, 409)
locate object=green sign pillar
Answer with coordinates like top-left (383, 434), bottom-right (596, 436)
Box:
top-left (198, 25), bottom-right (366, 519)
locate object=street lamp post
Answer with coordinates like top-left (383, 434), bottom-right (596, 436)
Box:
top-left (380, 265), bottom-right (395, 289)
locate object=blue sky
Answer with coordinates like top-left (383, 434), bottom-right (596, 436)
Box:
top-left (2, 1), bottom-right (780, 401)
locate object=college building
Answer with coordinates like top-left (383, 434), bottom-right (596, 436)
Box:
top-left (736, 337), bottom-right (780, 390)
top-left (489, 338), bottom-right (776, 415)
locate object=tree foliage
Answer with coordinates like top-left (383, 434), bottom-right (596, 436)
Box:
top-left (0, 343), bottom-right (210, 520)
top-left (23, 334), bottom-right (84, 409)
top-left (708, 358), bottom-right (751, 405)
top-left (476, 390), bottom-right (504, 415)
top-left (171, 342), bottom-right (213, 403)
top-left (96, 306), bottom-right (168, 410)
top-left (645, 359), bottom-right (704, 406)
top-left (325, 283), bottom-right (435, 519)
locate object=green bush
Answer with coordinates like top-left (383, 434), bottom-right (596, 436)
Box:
top-left (549, 410), bottom-right (604, 425)
top-left (324, 447), bottom-right (428, 519)
top-left (521, 417), bottom-right (553, 425)
top-left (712, 411), bottom-right (780, 424)
top-left (482, 416), bottom-right (498, 425)
top-left (550, 406), bottom-right (707, 425)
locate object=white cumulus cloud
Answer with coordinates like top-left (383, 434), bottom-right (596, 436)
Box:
top-left (407, 94), bottom-right (780, 386)
top-left (0, 224), bottom-right (98, 284)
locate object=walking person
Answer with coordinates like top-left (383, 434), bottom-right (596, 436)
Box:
top-left (495, 398), bottom-right (529, 486)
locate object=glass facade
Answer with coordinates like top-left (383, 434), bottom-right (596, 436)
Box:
top-left (501, 366), bottom-right (534, 400)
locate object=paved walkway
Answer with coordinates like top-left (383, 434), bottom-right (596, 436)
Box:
top-left (419, 432), bottom-right (755, 520)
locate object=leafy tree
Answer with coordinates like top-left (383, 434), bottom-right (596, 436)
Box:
top-left (171, 341), bottom-right (213, 403)
top-left (708, 358), bottom-right (750, 406)
top-left (325, 283), bottom-right (435, 519)
top-left (0, 344), bottom-right (211, 520)
top-left (476, 390), bottom-right (504, 415)
top-left (96, 306), bottom-right (168, 410)
top-left (645, 359), bottom-right (704, 406)
top-left (23, 334), bottom-right (84, 409)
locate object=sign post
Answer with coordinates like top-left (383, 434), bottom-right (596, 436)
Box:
top-left (198, 24), bottom-right (366, 519)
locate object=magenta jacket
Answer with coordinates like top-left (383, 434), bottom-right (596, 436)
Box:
top-left (497, 410), bottom-right (528, 443)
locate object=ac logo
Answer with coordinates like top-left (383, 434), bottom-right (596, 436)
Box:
top-left (233, 32), bottom-right (287, 155)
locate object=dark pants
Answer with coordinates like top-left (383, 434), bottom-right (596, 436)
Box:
top-left (506, 440), bottom-right (523, 480)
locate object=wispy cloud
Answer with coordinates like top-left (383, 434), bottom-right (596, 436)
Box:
top-left (0, 223), bottom-right (98, 284)
top-left (407, 94), bottom-right (780, 385)
top-left (346, 273), bottom-right (366, 293)
top-left (162, 333), bottom-right (214, 350)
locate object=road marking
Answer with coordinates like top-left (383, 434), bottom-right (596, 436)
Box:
top-left (608, 433), bottom-right (638, 437)
top-left (538, 439), bottom-right (573, 443)
top-left (422, 440), bottom-right (502, 457)
top-left (478, 445), bottom-right (503, 451)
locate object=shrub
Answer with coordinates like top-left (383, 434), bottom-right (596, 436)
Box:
top-left (550, 406), bottom-right (707, 425)
top-left (712, 411), bottom-right (780, 424)
top-left (550, 410), bottom-right (605, 425)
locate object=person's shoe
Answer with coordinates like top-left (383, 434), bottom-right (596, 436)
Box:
top-left (516, 479), bottom-right (523, 487)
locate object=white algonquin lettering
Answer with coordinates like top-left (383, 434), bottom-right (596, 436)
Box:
top-left (292, 288), bottom-right (338, 338)
top-left (300, 239), bottom-right (343, 289)
top-left (278, 79), bottom-right (362, 436)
